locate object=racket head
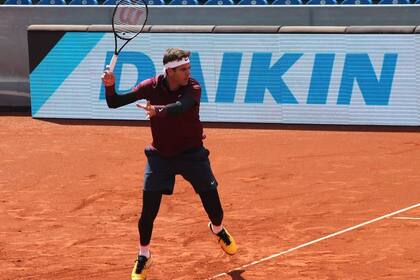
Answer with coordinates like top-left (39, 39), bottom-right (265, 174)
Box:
top-left (112, 0), bottom-right (148, 41)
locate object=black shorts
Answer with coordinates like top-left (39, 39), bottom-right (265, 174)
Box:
top-left (143, 146), bottom-right (218, 195)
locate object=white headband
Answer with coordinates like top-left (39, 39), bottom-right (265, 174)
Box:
top-left (163, 57), bottom-right (190, 70)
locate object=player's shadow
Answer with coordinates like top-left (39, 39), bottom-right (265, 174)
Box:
top-left (227, 269), bottom-right (246, 280)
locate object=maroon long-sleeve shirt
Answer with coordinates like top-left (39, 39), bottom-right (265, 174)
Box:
top-left (105, 74), bottom-right (203, 157)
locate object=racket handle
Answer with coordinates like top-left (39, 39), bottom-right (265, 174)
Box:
top-left (109, 54), bottom-right (118, 73)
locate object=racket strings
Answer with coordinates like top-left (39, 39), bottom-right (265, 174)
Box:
top-left (113, 0), bottom-right (147, 40)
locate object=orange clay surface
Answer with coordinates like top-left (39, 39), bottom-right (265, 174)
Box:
top-left (1, 116), bottom-right (419, 280)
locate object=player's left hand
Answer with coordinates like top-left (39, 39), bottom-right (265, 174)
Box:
top-left (136, 101), bottom-right (156, 119)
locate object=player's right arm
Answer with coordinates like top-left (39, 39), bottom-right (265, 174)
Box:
top-left (101, 69), bottom-right (151, 109)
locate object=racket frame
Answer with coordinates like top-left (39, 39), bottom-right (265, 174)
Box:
top-left (109, 0), bottom-right (148, 72)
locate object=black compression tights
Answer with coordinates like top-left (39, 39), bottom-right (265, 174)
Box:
top-left (199, 188), bottom-right (224, 227)
top-left (138, 188), bottom-right (224, 246)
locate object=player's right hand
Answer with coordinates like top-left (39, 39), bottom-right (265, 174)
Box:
top-left (101, 65), bottom-right (115, 87)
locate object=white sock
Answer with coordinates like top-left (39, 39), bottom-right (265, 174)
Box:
top-left (211, 223), bottom-right (223, 234)
top-left (139, 245), bottom-right (150, 258)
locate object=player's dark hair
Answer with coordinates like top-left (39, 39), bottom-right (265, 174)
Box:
top-left (163, 48), bottom-right (191, 65)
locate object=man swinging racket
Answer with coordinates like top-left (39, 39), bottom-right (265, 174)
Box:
top-left (101, 48), bottom-right (237, 280)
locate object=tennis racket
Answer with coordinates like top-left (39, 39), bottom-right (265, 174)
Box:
top-left (108, 0), bottom-right (148, 72)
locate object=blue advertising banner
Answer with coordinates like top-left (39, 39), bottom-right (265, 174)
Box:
top-left (29, 33), bottom-right (419, 125)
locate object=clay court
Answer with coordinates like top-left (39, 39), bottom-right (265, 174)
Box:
top-left (1, 115), bottom-right (419, 280)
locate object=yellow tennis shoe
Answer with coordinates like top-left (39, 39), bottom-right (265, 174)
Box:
top-left (209, 222), bottom-right (238, 255)
top-left (131, 254), bottom-right (152, 280)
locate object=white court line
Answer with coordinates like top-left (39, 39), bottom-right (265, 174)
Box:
top-left (206, 202), bottom-right (420, 280)
top-left (392, 216), bottom-right (420, 220)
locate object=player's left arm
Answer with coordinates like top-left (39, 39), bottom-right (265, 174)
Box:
top-left (137, 83), bottom-right (200, 118)
top-left (137, 95), bottom-right (196, 118)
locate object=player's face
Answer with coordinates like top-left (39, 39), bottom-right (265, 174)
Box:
top-left (172, 63), bottom-right (191, 86)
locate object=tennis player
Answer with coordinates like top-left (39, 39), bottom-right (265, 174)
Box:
top-left (101, 48), bottom-right (237, 280)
